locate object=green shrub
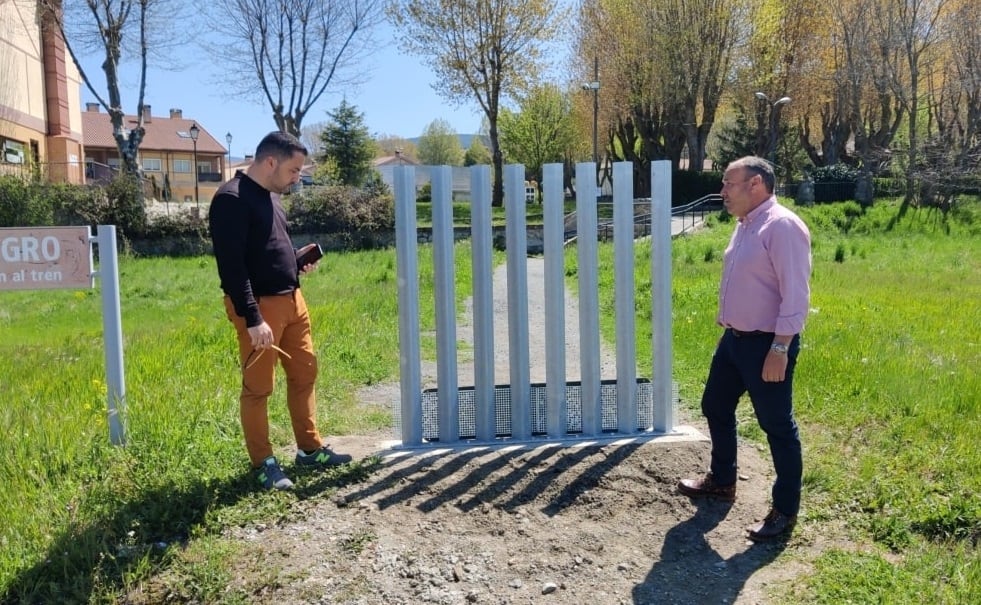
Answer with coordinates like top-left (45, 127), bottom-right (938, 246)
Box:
top-left (58, 175), bottom-right (147, 237)
top-left (287, 185), bottom-right (394, 233)
top-left (809, 164), bottom-right (860, 183)
top-left (0, 175), bottom-right (53, 227)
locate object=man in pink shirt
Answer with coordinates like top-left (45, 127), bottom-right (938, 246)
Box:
top-left (678, 156), bottom-right (812, 541)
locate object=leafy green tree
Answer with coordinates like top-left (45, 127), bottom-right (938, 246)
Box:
top-left (390, 0), bottom-right (566, 205)
top-left (498, 84), bottom-right (576, 186)
top-left (464, 136), bottom-right (492, 166)
top-left (417, 119), bottom-right (464, 166)
top-left (319, 101), bottom-right (377, 186)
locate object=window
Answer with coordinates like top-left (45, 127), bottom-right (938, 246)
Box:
top-left (173, 159), bottom-right (191, 173)
top-left (143, 158), bottom-right (162, 171)
top-left (2, 139), bottom-right (25, 164)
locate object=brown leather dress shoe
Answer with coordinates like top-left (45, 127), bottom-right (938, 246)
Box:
top-left (677, 473), bottom-right (736, 501)
top-left (747, 508), bottom-right (797, 542)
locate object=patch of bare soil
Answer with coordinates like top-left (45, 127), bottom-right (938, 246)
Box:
top-left (186, 431), bottom-right (825, 605)
top-left (137, 259), bottom-right (844, 604)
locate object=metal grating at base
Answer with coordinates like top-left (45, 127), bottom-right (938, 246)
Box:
top-left (405, 378), bottom-right (677, 442)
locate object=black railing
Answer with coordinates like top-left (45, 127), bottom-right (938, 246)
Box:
top-left (596, 193), bottom-right (722, 240)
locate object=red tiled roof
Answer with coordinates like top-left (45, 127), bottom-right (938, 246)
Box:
top-left (81, 109), bottom-right (228, 154)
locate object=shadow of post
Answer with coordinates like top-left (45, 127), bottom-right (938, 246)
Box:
top-left (632, 498), bottom-right (788, 604)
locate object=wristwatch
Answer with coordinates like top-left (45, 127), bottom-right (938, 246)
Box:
top-left (770, 343), bottom-right (789, 355)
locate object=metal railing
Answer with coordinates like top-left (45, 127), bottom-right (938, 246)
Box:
top-left (595, 193), bottom-right (722, 240)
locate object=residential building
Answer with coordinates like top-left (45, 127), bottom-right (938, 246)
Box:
top-left (81, 105), bottom-right (229, 205)
top-left (0, 1), bottom-right (85, 183)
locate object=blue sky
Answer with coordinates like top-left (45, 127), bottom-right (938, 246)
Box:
top-left (77, 24), bottom-right (486, 159)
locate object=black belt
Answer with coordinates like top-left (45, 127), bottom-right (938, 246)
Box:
top-left (727, 328), bottom-right (774, 338)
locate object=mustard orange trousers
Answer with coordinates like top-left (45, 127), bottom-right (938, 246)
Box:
top-left (223, 290), bottom-right (323, 466)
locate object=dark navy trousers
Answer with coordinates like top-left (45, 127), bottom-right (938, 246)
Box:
top-left (701, 329), bottom-right (802, 516)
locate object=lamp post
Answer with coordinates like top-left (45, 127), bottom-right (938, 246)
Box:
top-left (754, 92), bottom-right (792, 165)
top-left (582, 56), bottom-right (600, 182)
top-left (189, 122), bottom-right (200, 210)
top-left (225, 131), bottom-right (232, 179)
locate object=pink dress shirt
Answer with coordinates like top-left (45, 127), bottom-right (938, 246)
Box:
top-left (717, 197), bottom-right (811, 336)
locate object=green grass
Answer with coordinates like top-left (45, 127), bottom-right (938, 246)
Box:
top-left (1, 199), bottom-right (979, 603)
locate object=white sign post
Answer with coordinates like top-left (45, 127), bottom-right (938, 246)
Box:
top-left (0, 225), bottom-right (127, 445)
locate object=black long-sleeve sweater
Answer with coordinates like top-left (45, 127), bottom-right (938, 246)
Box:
top-left (208, 171), bottom-right (298, 327)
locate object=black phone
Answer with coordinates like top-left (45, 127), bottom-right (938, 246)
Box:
top-left (296, 244), bottom-right (324, 271)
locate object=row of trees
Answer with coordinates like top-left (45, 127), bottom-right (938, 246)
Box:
top-left (572, 0), bottom-right (981, 208)
top-left (46, 0), bottom-right (980, 210)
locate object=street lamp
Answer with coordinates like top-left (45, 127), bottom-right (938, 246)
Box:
top-left (581, 56), bottom-right (600, 171)
top-left (189, 122), bottom-right (200, 210)
top-left (225, 132), bottom-right (232, 179)
top-left (754, 92), bottom-right (792, 164)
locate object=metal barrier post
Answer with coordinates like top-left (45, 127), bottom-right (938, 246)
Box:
top-left (470, 165), bottom-right (496, 441)
top-left (651, 161), bottom-right (675, 432)
top-left (542, 163), bottom-right (567, 438)
top-left (575, 163), bottom-right (601, 435)
top-left (432, 166), bottom-right (459, 442)
top-left (395, 166), bottom-right (423, 445)
top-left (504, 165), bottom-right (531, 440)
top-left (612, 162), bottom-right (638, 432)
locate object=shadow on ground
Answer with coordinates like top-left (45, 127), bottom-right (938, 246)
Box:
top-left (632, 498), bottom-right (788, 604)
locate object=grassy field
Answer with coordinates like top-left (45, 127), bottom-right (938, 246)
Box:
top-left (0, 199), bottom-right (978, 603)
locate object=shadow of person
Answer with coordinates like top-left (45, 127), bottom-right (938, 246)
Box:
top-left (632, 497), bottom-right (788, 604)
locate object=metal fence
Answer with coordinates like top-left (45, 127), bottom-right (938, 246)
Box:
top-left (393, 161), bottom-right (678, 449)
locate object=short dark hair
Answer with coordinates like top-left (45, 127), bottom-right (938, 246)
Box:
top-left (728, 156), bottom-right (775, 193)
top-left (254, 131), bottom-right (308, 162)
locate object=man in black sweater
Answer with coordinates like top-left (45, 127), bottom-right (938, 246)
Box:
top-left (209, 131), bottom-right (350, 490)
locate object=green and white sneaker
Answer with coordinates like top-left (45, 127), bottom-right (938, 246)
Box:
top-left (255, 456), bottom-right (294, 490)
top-left (295, 444), bottom-right (352, 468)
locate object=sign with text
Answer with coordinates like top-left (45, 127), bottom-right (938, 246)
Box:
top-left (0, 226), bottom-right (93, 290)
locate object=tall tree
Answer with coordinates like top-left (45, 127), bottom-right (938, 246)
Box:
top-left (498, 84), bottom-right (576, 187)
top-left (41, 0), bottom-right (191, 176)
top-left (211, 0), bottom-right (385, 137)
top-left (647, 0), bottom-right (740, 172)
top-left (874, 0), bottom-right (949, 210)
top-left (463, 136), bottom-right (493, 166)
top-left (390, 0), bottom-right (564, 206)
top-left (575, 0), bottom-right (741, 193)
top-left (417, 118), bottom-right (464, 166)
top-left (319, 100), bottom-right (376, 186)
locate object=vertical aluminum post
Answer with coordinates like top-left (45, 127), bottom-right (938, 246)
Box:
top-left (576, 162), bottom-right (601, 435)
top-left (96, 225), bottom-right (126, 446)
top-left (542, 163), bottom-right (567, 437)
top-left (395, 166), bottom-right (423, 445)
top-left (470, 165), bottom-right (496, 441)
top-left (651, 161), bottom-right (675, 432)
top-left (504, 165), bottom-right (531, 440)
top-left (432, 167), bottom-right (459, 442)
top-left (612, 162), bottom-right (638, 433)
